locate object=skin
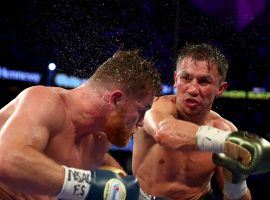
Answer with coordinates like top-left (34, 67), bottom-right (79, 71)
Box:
top-left (133, 56), bottom-right (252, 200)
top-left (0, 82), bottom-right (153, 200)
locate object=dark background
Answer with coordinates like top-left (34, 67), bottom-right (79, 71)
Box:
top-left (0, 0), bottom-right (270, 199)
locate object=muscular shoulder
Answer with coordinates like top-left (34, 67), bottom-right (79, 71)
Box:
top-left (207, 110), bottom-right (237, 132)
top-left (153, 95), bottom-right (176, 106)
top-left (16, 86), bottom-right (67, 129)
top-left (18, 86), bottom-right (63, 106)
top-left (152, 95), bottom-right (178, 115)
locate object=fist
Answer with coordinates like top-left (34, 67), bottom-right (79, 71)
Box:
top-left (213, 131), bottom-right (270, 180)
top-left (155, 118), bottom-right (195, 151)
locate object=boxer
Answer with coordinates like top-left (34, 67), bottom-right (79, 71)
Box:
top-left (132, 43), bottom-right (252, 200)
top-left (0, 50), bottom-right (161, 200)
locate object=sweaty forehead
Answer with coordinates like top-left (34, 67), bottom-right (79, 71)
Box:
top-left (177, 56), bottom-right (218, 75)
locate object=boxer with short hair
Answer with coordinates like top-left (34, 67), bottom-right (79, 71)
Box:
top-left (133, 43), bottom-right (252, 200)
top-left (0, 50), bottom-right (161, 199)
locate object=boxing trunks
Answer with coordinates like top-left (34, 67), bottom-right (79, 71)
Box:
top-left (139, 189), bottom-right (169, 200)
top-left (139, 188), bottom-right (215, 200)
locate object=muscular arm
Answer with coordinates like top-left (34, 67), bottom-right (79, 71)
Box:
top-left (143, 96), bottom-right (199, 150)
top-left (0, 87), bottom-right (65, 196)
top-left (143, 97), bottom-right (175, 136)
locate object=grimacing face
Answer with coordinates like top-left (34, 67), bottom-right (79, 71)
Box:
top-left (174, 56), bottom-right (227, 116)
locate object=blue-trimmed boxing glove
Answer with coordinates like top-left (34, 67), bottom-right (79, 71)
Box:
top-left (57, 166), bottom-right (139, 200)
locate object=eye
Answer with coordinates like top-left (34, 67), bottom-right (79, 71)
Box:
top-left (198, 78), bottom-right (212, 85)
top-left (180, 74), bottom-right (192, 82)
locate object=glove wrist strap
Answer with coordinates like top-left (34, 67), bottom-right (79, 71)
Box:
top-left (57, 166), bottom-right (91, 200)
top-left (196, 125), bottom-right (230, 153)
top-left (223, 180), bottom-right (247, 200)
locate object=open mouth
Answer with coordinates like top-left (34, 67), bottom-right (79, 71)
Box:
top-left (185, 98), bottom-right (199, 108)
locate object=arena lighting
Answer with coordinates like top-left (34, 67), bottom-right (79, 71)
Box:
top-left (54, 73), bottom-right (87, 88)
top-left (247, 91), bottom-right (270, 100)
top-left (0, 66), bottom-right (42, 84)
top-left (52, 73), bottom-right (270, 100)
top-left (48, 63), bottom-right (56, 71)
top-left (222, 90), bottom-right (270, 100)
top-left (110, 138), bottom-right (134, 152)
top-left (162, 84), bottom-right (173, 94)
top-left (221, 90), bottom-right (247, 99)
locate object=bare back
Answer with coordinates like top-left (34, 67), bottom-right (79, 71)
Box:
top-left (133, 95), bottom-right (235, 200)
top-left (0, 86), bottom-right (110, 200)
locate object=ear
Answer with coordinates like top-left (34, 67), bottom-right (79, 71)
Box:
top-left (216, 82), bottom-right (228, 97)
top-left (109, 90), bottom-right (124, 106)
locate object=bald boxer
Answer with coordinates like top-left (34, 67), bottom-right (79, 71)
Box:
top-left (0, 50), bottom-right (161, 199)
top-left (133, 43), bottom-right (252, 200)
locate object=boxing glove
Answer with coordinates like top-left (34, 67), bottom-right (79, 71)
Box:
top-left (213, 131), bottom-right (270, 176)
top-left (57, 166), bottom-right (139, 200)
top-left (87, 169), bottom-right (139, 200)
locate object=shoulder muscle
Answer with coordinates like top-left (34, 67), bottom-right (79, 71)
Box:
top-left (1, 86), bottom-right (66, 151)
top-left (152, 95), bottom-right (178, 117)
top-left (208, 110), bottom-right (237, 132)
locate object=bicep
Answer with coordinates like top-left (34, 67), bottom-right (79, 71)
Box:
top-left (143, 99), bottom-right (177, 138)
top-left (151, 97), bottom-right (177, 117)
top-left (144, 97), bottom-right (177, 125)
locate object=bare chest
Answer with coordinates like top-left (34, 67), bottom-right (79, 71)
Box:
top-left (136, 142), bottom-right (215, 186)
top-left (152, 146), bottom-right (213, 177)
top-left (45, 129), bottom-right (110, 170)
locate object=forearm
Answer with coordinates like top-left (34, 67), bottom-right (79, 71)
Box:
top-left (145, 110), bottom-right (239, 153)
top-left (154, 118), bottom-right (199, 151)
top-left (0, 146), bottom-right (64, 196)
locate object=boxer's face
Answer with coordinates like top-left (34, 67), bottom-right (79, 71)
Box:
top-left (174, 56), bottom-right (227, 116)
top-left (105, 91), bottom-right (153, 147)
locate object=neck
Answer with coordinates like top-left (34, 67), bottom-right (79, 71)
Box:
top-left (64, 84), bottom-right (109, 135)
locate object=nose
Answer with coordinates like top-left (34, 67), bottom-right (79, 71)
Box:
top-left (187, 81), bottom-right (199, 96)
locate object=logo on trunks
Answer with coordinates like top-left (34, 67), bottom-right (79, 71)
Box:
top-left (68, 169), bottom-right (91, 197)
top-left (104, 178), bottom-right (126, 200)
